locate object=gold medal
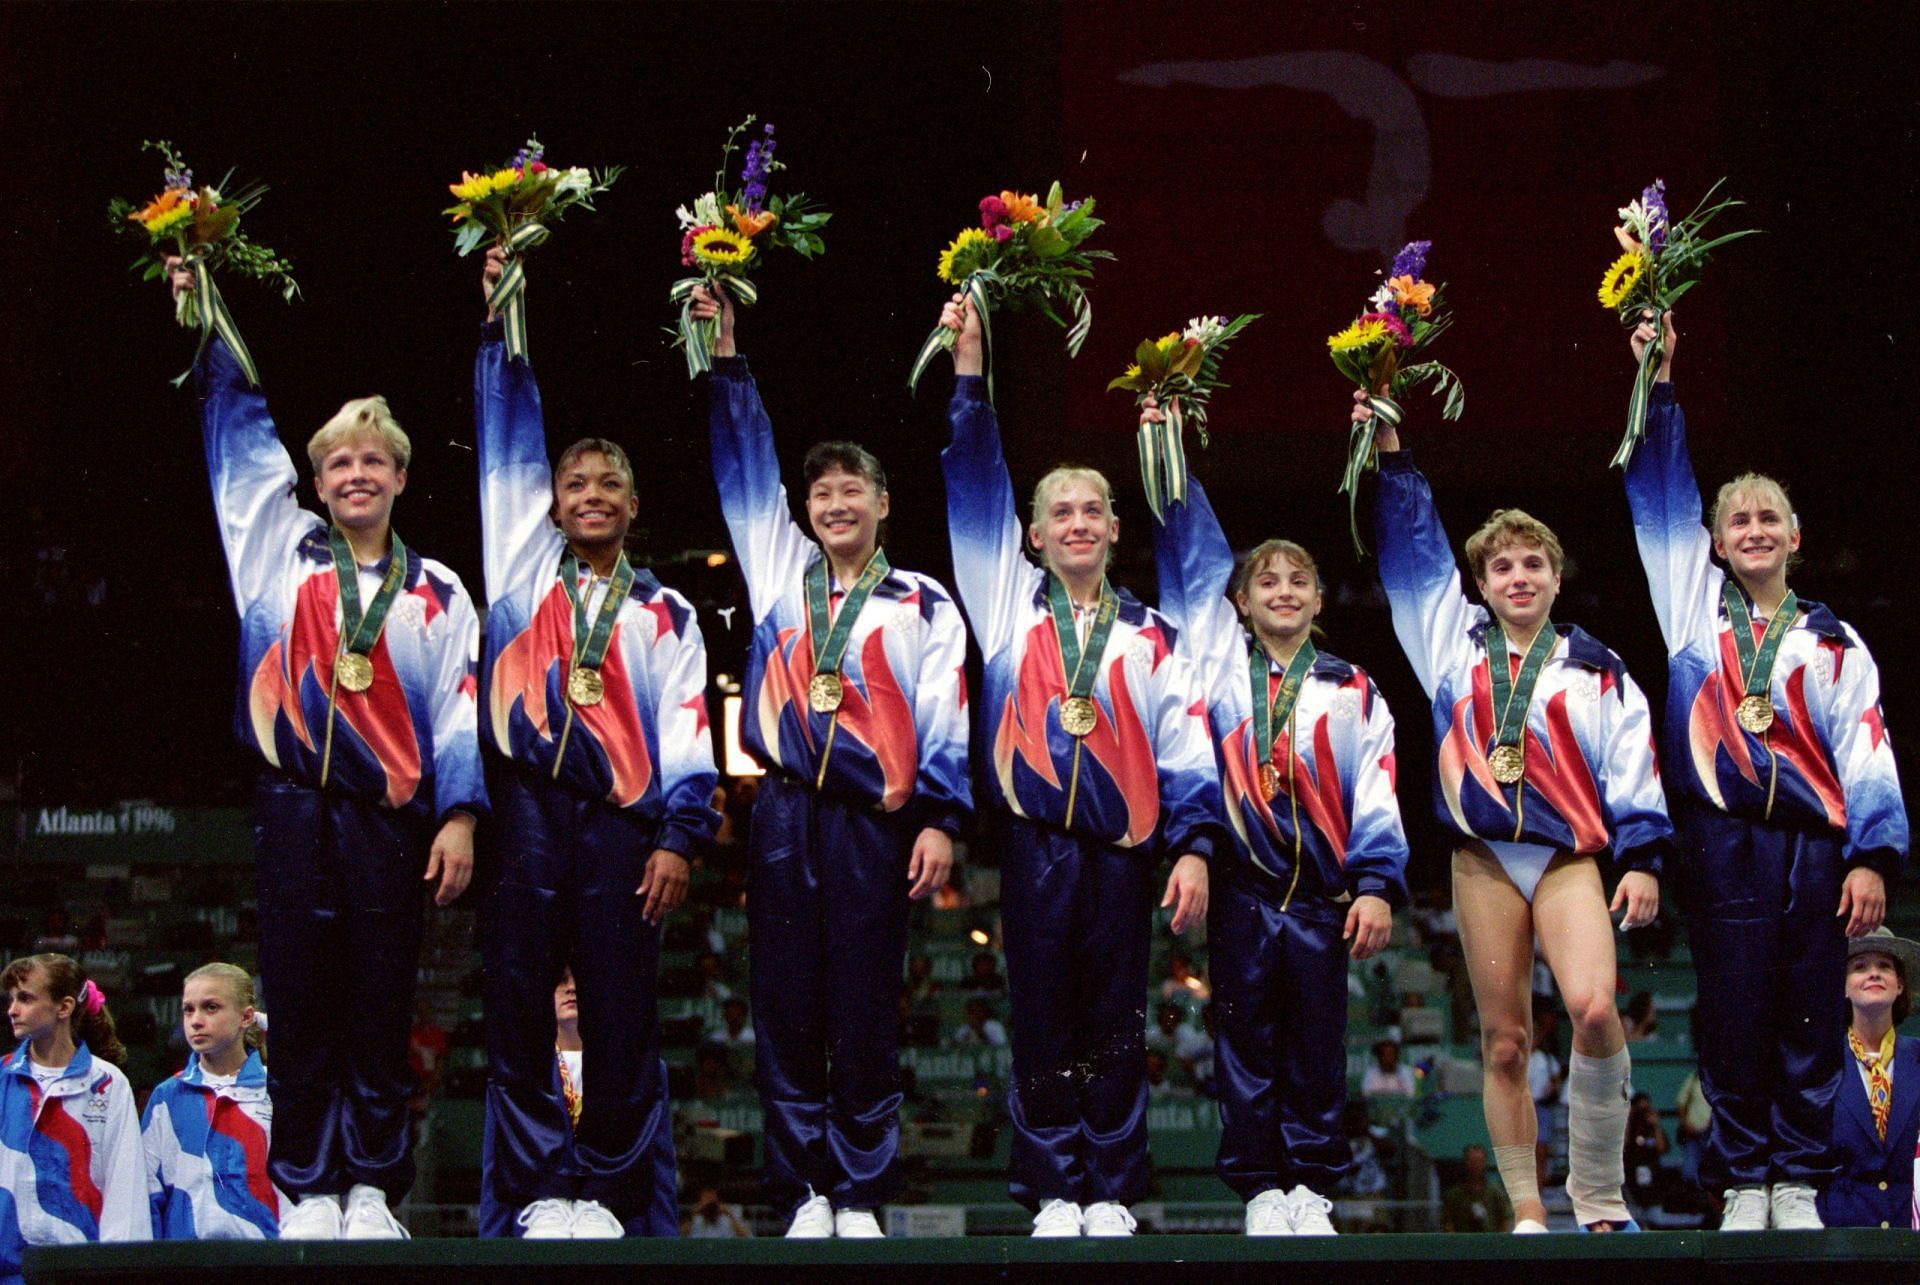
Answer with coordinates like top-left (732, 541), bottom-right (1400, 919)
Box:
top-left (336, 650), bottom-right (374, 693)
top-left (1488, 743), bottom-right (1525, 785)
top-left (1735, 694), bottom-right (1775, 734)
top-left (1259, 763), bottom-right (1283, 801)
top-left (568, 666), bottom-right (605, 708)
top-left (809, 672), bottom-right (844, 714)
top-left (1060, 696), bottom-right (1098, 738)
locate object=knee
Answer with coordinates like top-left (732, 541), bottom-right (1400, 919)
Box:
top-left (1562, 991), bottom-right (1621, 1043)
top-left (1481, 1026), bottom-right (1530, 1081)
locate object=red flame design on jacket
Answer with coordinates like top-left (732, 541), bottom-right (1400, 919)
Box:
top-left (1688, 627), bottom-right (1844, 824)
top-left (1438, 655), bottom-right (1606, 852)
top-left (758, 623), bottom-right (918, 810)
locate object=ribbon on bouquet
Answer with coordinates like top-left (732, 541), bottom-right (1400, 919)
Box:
top-left (910, 270), bottom-right (996, 401)
top-left (668, 271), bottom-right (758, 379)
top-left (1137, 390), bottom-right (1192, 521)
top-left (1338, 392), bottom-right (1403, 557)
top-left (173, 256), bottom-right (261, 389)
top-left (486, 221), bottom-right (553, 362)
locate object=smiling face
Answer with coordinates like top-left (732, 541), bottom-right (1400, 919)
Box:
top-left (806, 466), bottom-right (889, 569)
top-left (1712, 481), bottom-right (1800, 588)
top-left (1236, 551), bottom-right (1324, 647)
top-left (314, 432), bottom-right (407, 535)
top-left (1029, 475), bottom-right (1118, 584)
top-left (552, 449), bottom-right (639, 552)
top-left (1846, 950), bottom-right (1903, 1017)
top-left (181, 974), bottom-right (254, 1064)
top-left (1476, 541), bottom-right (1561, 636)
top-left (5, 966), bottom-right (71, 1047)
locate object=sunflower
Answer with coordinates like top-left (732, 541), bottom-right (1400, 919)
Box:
top-left (937, 227), bottom-right (995, 284)
top-left (692, 226), bottom-right (756, 269)
top-left (727, 203), bottom-right (779, 238)
top-left (449, 171), bottom-right (498, 201)
top-left (1328, 318), bottom-right (1389, 352)
top-left (1000, 190), bottom-right (1046, 224)
top-left (1598, 250), bottom-right (1650, 309)
top-left (131, 188), bottom-right (194, 236)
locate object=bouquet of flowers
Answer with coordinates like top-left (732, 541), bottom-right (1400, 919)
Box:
top-left (908, 183), bottom-right (1111, 401)
top-left (445, 138), bottom-right (622, 361)
top-left (110, 140), bottom-right (299, 387)
top-left (1328, 240), bottom-right (1464, 556)
top-left (669, 117), bottom-right (830, 378)
top-left (1598, 178), bottom-right (1756, 467)
top-left (1106, 314), bottom-right (1259, 519)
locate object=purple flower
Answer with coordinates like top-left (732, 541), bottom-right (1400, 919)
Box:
top-left (513, 141), bottom-right (545, 172)
top-left (1641, 179), bottom-right (1668, 253)
top-left (1389, 240), bottom-right (1430, 281)
top-left (741, 125), bottom-right (776, 213)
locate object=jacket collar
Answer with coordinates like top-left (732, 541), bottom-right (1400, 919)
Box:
top-left (3, 1037), bottom-right (94, 1092)
top-left (179, 1048), bottom-right (268, 1091)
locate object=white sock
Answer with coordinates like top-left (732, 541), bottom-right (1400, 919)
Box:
top-left (1492, 1144), bottom-right (1540, 1210)
top-left (1565, 1047), bottom-right (1631, 1226)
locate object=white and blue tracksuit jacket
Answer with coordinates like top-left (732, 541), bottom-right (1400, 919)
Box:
top-left (1623, 383), bottom-right (1907, 875)
top-left (197, 335), bottom-right (487, 822)
top-left (1, 1041), bottom-right (148, 1281)
top-left (942, 376), bottom-right (1220, 857)
top-left (1375, 449), bottom-right (1674, 894)
top-left (1154, 479), bottom-right (1409, 904)
top-left (708, 357), bottom-right (972, 832)
top-left (141, 1051), bottom-right (287, 1239)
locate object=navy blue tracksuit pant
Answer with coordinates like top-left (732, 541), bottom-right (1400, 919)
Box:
top-left (482, 765), bottom-right (676, 1229)
top-left (748, 771), bottom-right (916, 1219)
top-left (1209, 873), bottom-right (1352, 1199)
top-left (999, 815), bottom-right (1156, 1210)
top-left (1680, 805), bottom-right (1845, 1190)
top-left (254, 771), bottom-right (430, 1200)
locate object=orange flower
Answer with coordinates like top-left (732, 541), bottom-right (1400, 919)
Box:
top-left (727, 203), bottom-right (779, 238)
top-left (129, 187), bottom-right (190, 226)
top-left (1387, 275), bottom-right (1435, 317)
top-left (1000, 190), bottom-right (1046, 224)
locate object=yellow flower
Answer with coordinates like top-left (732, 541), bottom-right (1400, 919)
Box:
top-left (449, 171), bottom-right (497, 201)
top-left (937, 227), bottom-right (995, 284)
top-left (692, 227), bottom-right (756, 268)
top-left (1124, 363), bottom-right (1142, 379)
top-left (490, 168), bottom-right (521, 189)
top-left (1328, 318), bottom-right (1389, 351)
top-left (1001, 191), bottom-right (1046, 224)
top-left (131, 188), bottom-right (194, 235)
top-left (1598, 250), bottom-right (1650, 309)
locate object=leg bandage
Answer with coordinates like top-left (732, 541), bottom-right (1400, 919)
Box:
top-left (1492, 1144), bottom-right (1541, 1210)
top-left (1564, 1047), bottom-right (1632, 1226)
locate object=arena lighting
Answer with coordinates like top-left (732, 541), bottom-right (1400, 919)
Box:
top-left (969, 929), bottom-right (990, 946)
top-left (705, 551), bottom-right (730, 568)
top-left (715, 672), bottom-right (740, 694)
top-left (1183, 976), bottom-right (1205, 994)
top-left (721, 695), bottom-right (764, 778)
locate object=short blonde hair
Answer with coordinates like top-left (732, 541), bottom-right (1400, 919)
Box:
top-left (1464, 508), bottom-right (1564, 581)
top-left (1709, 472), bottom-right (1798, 538)
top-left (307, 396), bottom-right (411, 473)
top-left (1028, 466), bottom-right (1115, 527)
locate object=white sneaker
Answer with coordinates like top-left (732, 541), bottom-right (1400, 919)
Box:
top-left (1720, 1185), bottom-right (1769, 1231)
top-left (1245, 1189), bottom-right (1294, 1236)
top-left (1285, 1185), bottom-right (1336, 1235)
top-left (834, 1208), bottom-right (884, 1238)
top-left (1031, 1198), bottom-right (1083, 1237)
top-left (570, 1200), bottom-right (625, 1239)
top-left (515, 1198), bottom-right (575, 1239)
top-left (341, 1184), bottom-right (410, 1240)
top-left (1512, 1218), bottom-right (1549, 1234)
top-left (279, 1193), bottom-right (343, 1240)
top-left (784, 1193), bottom-right (835, 1239)
top-left (1769, 1182), bottom-right (1823, 1230)
top-left (1082, 1201), bottom-right (1137, 1237)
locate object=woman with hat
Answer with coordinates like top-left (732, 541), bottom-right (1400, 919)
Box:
top-left (1820, 928), bottom-right (1920, 1228)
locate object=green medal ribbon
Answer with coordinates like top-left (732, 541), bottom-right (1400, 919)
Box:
top-left (486, 221), bottom-right (554, 362)
top-left (329, 526), bottom-right (409, 668)
top-left (561, 551), bottom-right (637, 676)
top-left (805, 549), bottom-right (891, 684)
top-left (1486, 620), bottom-right (1558, 771)
top-left (667, 272), bottom-right (759, 379)
top-left (1047, 573), bottom-right (1119, 708)
top-left (1723, 581), bottom-right (1797, 709)
top-left (174, 257), bottom-right (261, 389)
top-left (1249, 638), bottom-right (1319, 771)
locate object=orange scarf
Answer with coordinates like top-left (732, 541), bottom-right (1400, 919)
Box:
top-left (557, 1046), bottom-right (582, 1128)
top-left (1848, 1028), bottom-right (1895, 1141)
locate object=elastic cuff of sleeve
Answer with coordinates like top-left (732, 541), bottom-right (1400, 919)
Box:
top-left (1617, 840), bottom-right (1670, 882)
top-left (915, 803), bottom-right (967, 838)
top-left (1352, 875), bottom-right (1406, 909)
top-left (951, 374), bottom-right (989, 404)
top-left (1375, 445), bottom-right (1416, 473)
top-left (1651, 381), bottom-right (1676, 404)
top-left (481, 318), bottom-right (505, 342)
top-left (1173, 832), bottom-right (1218, 863)
top-left (1846, 848), bottom-right (1902, 884)
top-left (656, 824), bottom-right (712, 864)
top-left (438, 803), bottom-right (489, 825)
top-left (711, 355), bottom-right (750, 379)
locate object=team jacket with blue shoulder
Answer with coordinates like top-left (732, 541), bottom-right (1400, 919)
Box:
top-left (708, 357), bottom-right (972, 832)
top-left (1154, 479), bottom-right (1409, 904)
top-left (942, 376), bottom-right (1220, 856)
top-left (141, 1051), bottom-right (286, 1239)
top-left (1, 1041), bottom-right (149, 1278)
top-left (1623, 384), bottom-right (1907, 874)
top-left (475, 324), bottom-right (719, 851)
top-left (196, 335), bottom-right (487, 823)
top-left (1374, 450), bottom-right (1674, 872)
